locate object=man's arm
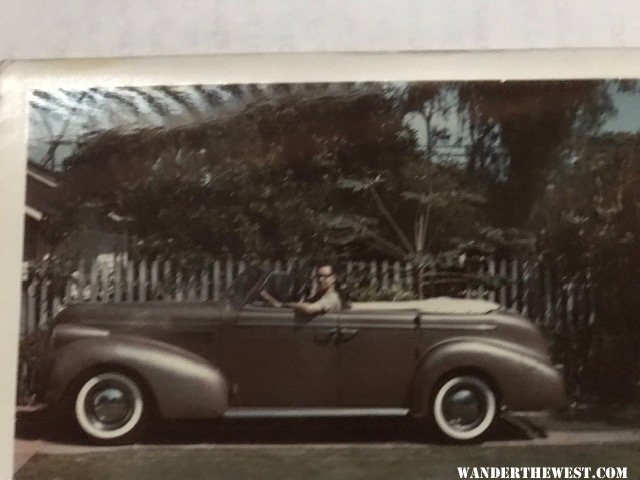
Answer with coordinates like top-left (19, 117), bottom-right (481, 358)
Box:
top-left (259, 289), bottom-right (283, 308)
top-left (260, 290), bottom-right (323, 314)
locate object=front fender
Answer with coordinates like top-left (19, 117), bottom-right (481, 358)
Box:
top-left (46, 330), bottom-right (228, 419)
top-left (410, 339), bottom-right (565, 417)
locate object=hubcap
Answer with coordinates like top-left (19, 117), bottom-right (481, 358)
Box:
top-left (432, 375), bottom-right (496, 441)
top-left (75, 372), bottom-right (144, 440)
top-left (442, 385), bottom-right (486, 431)
top-left (87, 384), bottom-right (135, 429)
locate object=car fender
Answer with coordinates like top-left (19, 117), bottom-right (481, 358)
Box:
top-left (46, 328), bottom-right (228, 419)
top-left (409, 338), bottom-right (565, 417)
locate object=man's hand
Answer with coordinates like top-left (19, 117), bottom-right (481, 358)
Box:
top-left (259, 289), bottom-right (282, 307)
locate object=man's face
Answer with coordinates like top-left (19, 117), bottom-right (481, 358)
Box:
top-left (317, 266), bottom-right (336, 292)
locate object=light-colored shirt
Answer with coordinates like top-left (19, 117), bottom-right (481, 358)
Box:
top-left (309, 288), bottom-right (342, 313)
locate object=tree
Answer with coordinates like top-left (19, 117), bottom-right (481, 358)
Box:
top-left (59, 83), bottom-right (420, 262)
top-left (458, 80), bottom-right (613, 227)
top-left (531, 133), bottom-right (640, 397)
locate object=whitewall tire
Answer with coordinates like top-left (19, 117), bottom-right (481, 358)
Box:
top-left (73, 372), bottom-right (145, 444)
top-left (432, 375), bottom-right (497, 442)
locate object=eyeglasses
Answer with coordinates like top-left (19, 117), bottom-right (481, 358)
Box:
top-left (317, 273), bottom-right (333, 279)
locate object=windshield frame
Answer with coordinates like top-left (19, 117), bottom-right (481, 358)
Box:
top-left (227, 266), bottom-right (271, 309)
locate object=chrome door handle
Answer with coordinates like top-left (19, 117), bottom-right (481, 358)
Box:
top-left (313, 327), bottom-right (339, 346)
top-left (335, 327), bottom-right (359, 344)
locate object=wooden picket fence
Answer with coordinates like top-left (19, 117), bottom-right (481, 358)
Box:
top-left (17, 254), bottom-right (597, 404)
top-left (20, 255), bottom-right (595, 337)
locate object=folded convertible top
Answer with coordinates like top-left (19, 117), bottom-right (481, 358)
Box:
top-left (349, 297), bottom-right (501, 314)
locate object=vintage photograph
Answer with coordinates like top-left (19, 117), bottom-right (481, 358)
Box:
top-left (14, 77), bottom-right (640, 478)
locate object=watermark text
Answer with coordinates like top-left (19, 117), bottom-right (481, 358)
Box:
top-left (457, 467), bottom-right (628, 479)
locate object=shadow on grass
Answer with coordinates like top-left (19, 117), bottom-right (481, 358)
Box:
top-left (15, 407), bottom-right (537, 446)
top-left (560, 403), bottom-right (640, 429)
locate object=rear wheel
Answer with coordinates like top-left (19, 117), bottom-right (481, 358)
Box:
top-left (432, 375), bottom-right (497, 442)
top-left (71, 371), bottom-right (147, 445)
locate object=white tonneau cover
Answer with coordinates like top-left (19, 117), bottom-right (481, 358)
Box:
top-left (350, 297), bottom-right (500, 314)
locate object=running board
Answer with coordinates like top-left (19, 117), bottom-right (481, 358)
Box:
top-left (223, 408), bottom-right (410, 418)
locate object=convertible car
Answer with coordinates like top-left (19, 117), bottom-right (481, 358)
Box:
top-left (40, 267), bottom-right (565, 444)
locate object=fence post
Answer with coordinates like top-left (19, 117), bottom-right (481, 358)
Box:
top-left (464, 264), bottom-right (472, 298)
top-left (381, 260), bottom-right (390, 290)
top-left (405, 262), bottom-right (413, 293)
top-left (543, 262), bottom-right (555, 329)
top-left (498, 259), bottom-right (508, 307)
top-left (345, 261), bottom-right (353, 289)
top-left (27, 279), bottom-right (37, 334)
top-left (487, 257), bottom-right (496, 302)
top-left (39, 279), bottom-right (50, 327)
top-left (369, 261), bottom-right (378, 288)
top-left (63, 276), bottom-right (73, 304)
top-left (225, 258), bottom-right (234, 290)
top-left (510, 258), bottom-right (520, 311)
top-left (163, 259), bottom-right (173, 301)
top-left (176, 269), bottom-right (184, 301)
top-left (89, 260), bottom-right (99, 302)
top-left (392, 261), bottom-right (401, 289)
top-left (200, 263), bottom-right (210, 301)
top-left (114, 254), bottom-right (123, 302)
top-left (213, 259), bottom-right (221, 301)
top-left (21, 283), bottom-right (28, 336)
top-left (100, 263), bottom-right (110, 302)
top-left (187, 273), bottom-right (198, 300)
top-left (150, 258), bottom-right (159, 300)
top-left (126, 259), bottom-right (135, 301)
top-left (520, 260), bottom-right (530, 317)
top-left (139, 259), bottom-right (147, 302)
top-left (77, 259), bottom-right (87, 301)
top-left (477, 260), bottom-right (486, 300)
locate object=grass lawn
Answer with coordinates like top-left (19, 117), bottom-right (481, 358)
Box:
top-left (16, 443), bottom-right (640, 480)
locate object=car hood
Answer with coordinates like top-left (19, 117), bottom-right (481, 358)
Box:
top-left (52, 301), bottom-right (234, 326)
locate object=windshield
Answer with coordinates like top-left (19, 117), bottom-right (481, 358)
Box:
top-left (227, 266), bottom-right (308, 308)
top-left (227, 266), bottom-right (270, 308)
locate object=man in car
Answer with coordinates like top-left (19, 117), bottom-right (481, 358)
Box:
top-left (261, 264), bottom-right (342, 314)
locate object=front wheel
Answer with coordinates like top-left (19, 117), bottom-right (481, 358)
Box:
top-left (432, 375), bottom-right (497, 442)
top-left (71, 371), bottom-right (147, 445)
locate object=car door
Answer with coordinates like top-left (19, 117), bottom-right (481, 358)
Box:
top-left (336, 309), bottom-right (421, 408)
top-left (213, 305), bottom-right (339, 408)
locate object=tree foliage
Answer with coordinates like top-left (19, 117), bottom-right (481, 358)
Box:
top-left (459, 80), bottom-right (613, 226)
top-left (531, 133), bottom-right (640, 397)
top-left (60, 83), bottom-right (489, 266)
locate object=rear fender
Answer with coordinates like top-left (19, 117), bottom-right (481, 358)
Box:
top-left (410, 339), bottom-right (565, 416)
top-left (47, 329), bottom-right (228, 419)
